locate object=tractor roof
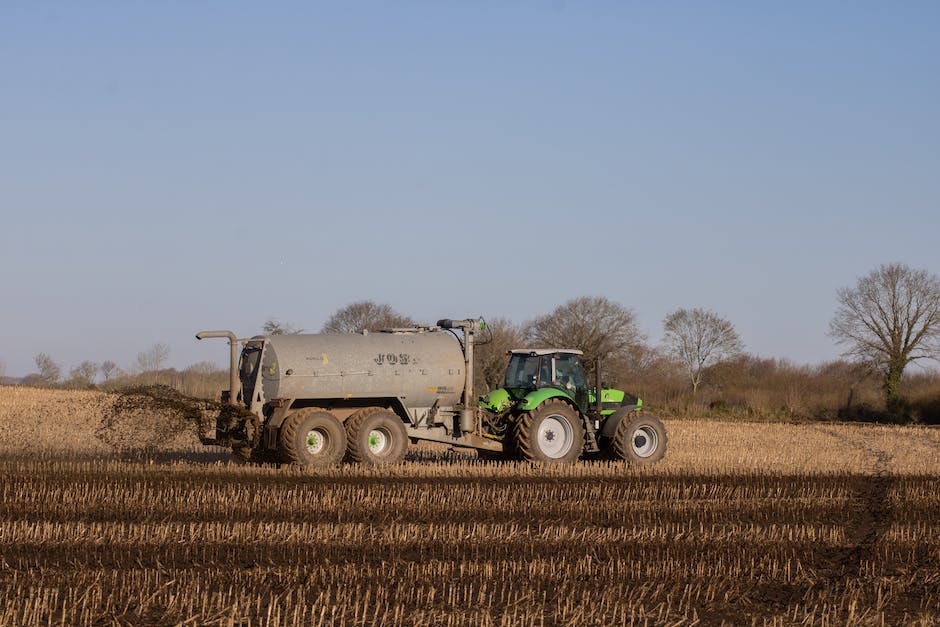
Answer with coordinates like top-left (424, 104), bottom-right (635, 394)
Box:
top-left (509, 349), bottom-right (583, 356)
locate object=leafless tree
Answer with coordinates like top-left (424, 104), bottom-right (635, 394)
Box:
top-left (525, 297), bottom-right (645, 367)
top-left (322, 301), bottom-right (414, 334)
top-left (137, 342), bottom-right (170, 373)
top-left (34, 353), bottom-right (62, 386)
top-left (663, 308), bottom-right (743, 395)
top-left (263, 318), bottom-right (303, 335)
top-left (474, 318), bottom-right (525, 392)
top-left (67, 361), bottom-right (99, 388)
top-left (181, 360), bottom-right (229, 398)
top-left (830, 262), bottom-right (940, 412)
top-left (100, 360), bottom-right (120, 381)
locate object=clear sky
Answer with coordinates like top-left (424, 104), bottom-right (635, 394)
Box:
top-left (2, 2), bottom-right (938, 377)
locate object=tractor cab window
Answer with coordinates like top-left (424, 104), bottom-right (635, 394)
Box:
top-left (553, 354), bottom-right (587, 390)
top-left (553, 353), bottom-right (590, 409)
top-left (505, 352), bottom-right (587, 395)
top-left (505, 353), bottom-right (541, 389)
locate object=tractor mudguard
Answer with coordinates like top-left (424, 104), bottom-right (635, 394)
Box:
top-left (518, 387), bottom-right (576, 411)
top-left (599, 406), bottom-right (642, 438)
top-left (589, 389), bottom-right (642, 415)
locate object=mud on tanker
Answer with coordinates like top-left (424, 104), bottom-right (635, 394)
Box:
top-left (197, 318), bottom-right (667, 466)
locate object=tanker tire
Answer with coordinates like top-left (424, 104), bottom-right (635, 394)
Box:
top-left (345, 408), bottom-right (408, 465)
top-left (278, 410), bottom-right (347, 467)
top-left (611, 413), bottom-right (667, 464)
top-left (515, 401), bottom-right (584, 464)
top-left (342, 407), bottom-right (384, 463)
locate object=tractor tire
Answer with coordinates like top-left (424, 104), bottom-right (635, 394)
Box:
top-left (515, 401), bottom-right (584, 464)
top-left (345, 408), bottom-right (408, 465)
top-left (278, 409), bottom-right (347, 467)
top-left (611, 413), bottom-right (667, 464)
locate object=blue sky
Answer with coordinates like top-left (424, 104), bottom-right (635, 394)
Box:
top-left (2, 2), bottom-right (938, 377)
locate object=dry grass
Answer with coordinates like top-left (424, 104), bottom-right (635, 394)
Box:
top-left (0, 386), bottom-right (938, 625)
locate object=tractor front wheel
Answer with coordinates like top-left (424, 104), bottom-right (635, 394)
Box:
top-left (515, 401), bottom-right (584, 464)
top-left (611, 413), bottom-right (667, 464)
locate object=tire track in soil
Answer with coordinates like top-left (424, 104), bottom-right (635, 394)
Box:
top-left (814, 426), bottom-right (893, 580)
top-left (747, 426), bottom-right (895, 621)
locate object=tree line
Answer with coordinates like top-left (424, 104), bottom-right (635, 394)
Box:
top-left (268, 262), bottom-right (940, 422)
top-left (9, 262), bottom-right (940, 423)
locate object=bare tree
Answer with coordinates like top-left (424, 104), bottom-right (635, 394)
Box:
top-left (474, 318), bottom-right (525, 392)
top-left (322, 301), bottom-right (414, 334)
top-left (663, 308), bottom-right (743, 395)
top-left (137, 342), bottom-right (170, 373)
top-left (100, 360), bottom-right (119, 381)
top-left (525, 297), bottom-right (644, 366)
top-left (830, 262), bottom-right (940, 412)
top-left (67, 361), bottom-right (99, 388)
top-left (263, 318), bottom-right (303, 335)
top-left (181, 360), bottom-right (228, 398)
top-left (34, 353), bottom-right (62, 386)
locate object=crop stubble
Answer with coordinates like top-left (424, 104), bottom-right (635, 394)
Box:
top-left (0, 387), bottom-right (938, 625)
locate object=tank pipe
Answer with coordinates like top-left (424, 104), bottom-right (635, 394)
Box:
top-left (437, 318), bottom-right (480, 434)
top-left (195, 330), bottom-right (240, 405)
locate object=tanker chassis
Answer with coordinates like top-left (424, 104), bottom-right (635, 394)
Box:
top-left (196, 318), bottom-right (666, 466)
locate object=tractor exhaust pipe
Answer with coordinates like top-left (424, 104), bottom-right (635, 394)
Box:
top-left (595, 357), bottom-right (603, 414)
top-left (195, 330), bottom-right (240, 405)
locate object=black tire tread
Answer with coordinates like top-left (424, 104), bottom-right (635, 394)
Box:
top-left (278, 409), bottom-right (346, 466)
top-left (344, 407), bottom-right (389, 464)
top-left (514, 401), bottom-right (584, 464)
top-left (277, 411), bottom-right (305, 465)
top-left (612, 412), bottom-right (667, 464)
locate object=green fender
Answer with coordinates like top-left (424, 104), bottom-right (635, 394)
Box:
top-left (479, 388), bottom-right (513, 413)
top-left (600, 406), bottom-right (642, 438)
top-left (518, 387), bottom-right (577, 411)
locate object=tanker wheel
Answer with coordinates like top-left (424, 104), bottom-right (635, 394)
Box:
top-left (278, 409), bottom-right (347, 467)
top-left (345, 408), bottom-right (408, 465)
top-left (612, 413), bottom-right (667, 464)
top-left (515, 401), bottom-right (584, 464)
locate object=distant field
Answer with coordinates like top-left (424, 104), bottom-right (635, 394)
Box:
top-left (1, 386), bottom-right (938, 625)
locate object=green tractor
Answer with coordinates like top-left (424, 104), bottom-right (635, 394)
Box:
top-left (480, 349), bottom-right (667, 464)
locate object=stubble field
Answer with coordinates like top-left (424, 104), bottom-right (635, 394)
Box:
top-left (1, 386), bottom-right (939, 626)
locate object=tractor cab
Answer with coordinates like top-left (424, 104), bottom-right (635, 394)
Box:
top-left (504, 349), bottom-right (590, 409)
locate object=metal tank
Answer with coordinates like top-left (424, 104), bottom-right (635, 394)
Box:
top-left (257, 330), bottom-right (466, 407)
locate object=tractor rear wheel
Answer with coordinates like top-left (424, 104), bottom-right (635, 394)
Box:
top-left (278, 409), bottom-right (347, 467)
top-left (515, 401), bottom-right (584, 464)
top-left (611, 413), bottom-right (667, 464)
top-left (345, 408), bottom-right (408, 465)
